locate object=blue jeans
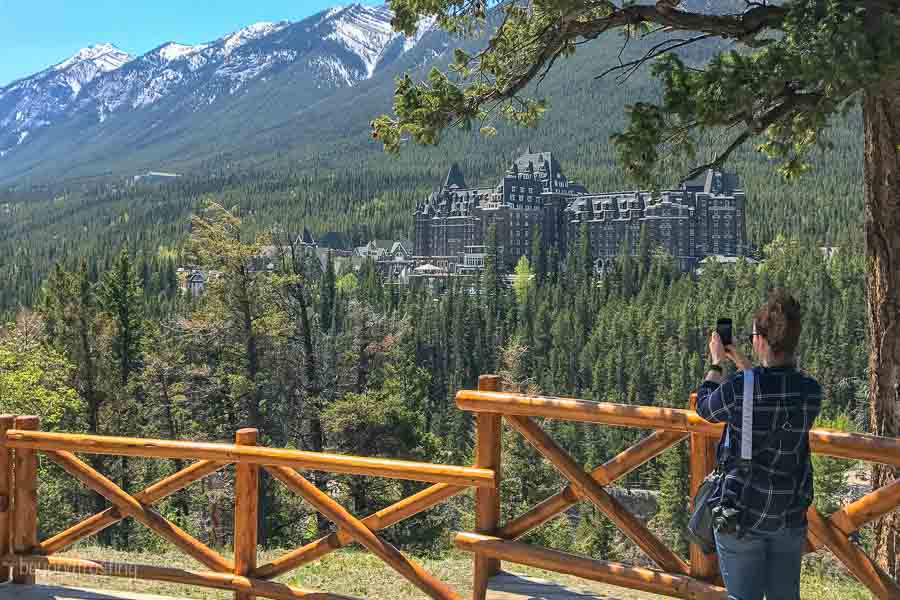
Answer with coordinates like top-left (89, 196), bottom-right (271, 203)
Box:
top-left (714, 526), bottom-right (806, 600)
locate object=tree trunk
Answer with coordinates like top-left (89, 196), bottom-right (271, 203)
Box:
top-left (863, 67), bottom-right (900, 578)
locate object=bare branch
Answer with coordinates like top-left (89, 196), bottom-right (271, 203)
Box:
top-left (594, 33), bottom-right (714, 84)
top-left (683, 129), bottom-right (751, 181)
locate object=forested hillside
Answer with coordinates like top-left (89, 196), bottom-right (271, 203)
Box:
top-left (0, 27), bottom-right (864, 313)
top-left (0, 203), bottom-right (868, 584)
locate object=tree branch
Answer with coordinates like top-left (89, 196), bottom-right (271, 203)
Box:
top-left (571, 2), bottom-right (786, 41)
top-left (473, 3), bottom-right (785, 115)
top-left (594, 33), bottom-right (714, 84)
top-left (682, 89), bottom-right (826, 180)
top-left (682, 129), bottom-right (751, 181)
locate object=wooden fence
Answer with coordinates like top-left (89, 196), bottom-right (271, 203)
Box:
top-left (2, 373), bottom-right (899, 599)
top-left (455, 375), bottom-right (900, 600)
top-left (0, 414), bottom-right (494, 600)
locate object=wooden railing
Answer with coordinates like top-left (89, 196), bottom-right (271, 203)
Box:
top-left (0, 414), bottom-right (495, 600)
top-left (455, 375), bottom-right (900, 600)
top-left (3, 373), bottom-right (899, 600)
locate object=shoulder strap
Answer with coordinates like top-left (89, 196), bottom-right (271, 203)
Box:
top-left (739, 369), bottom-right (807, 465)
top-left (722, 369), bottom-right (779, 469)
top-left (741, 368), bottom-right (754, 461)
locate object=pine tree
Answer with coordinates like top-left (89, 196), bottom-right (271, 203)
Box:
top-left (574, 506), bottom-right (616, 560)
top-left (578, 221), bottom-right (593, 287)
top-left (652, 444), bottom-right (690, 556)
top-left (320, 251), bottom-right (336, 332)
top-left (637, 224), bottom-right (651, 288)
top-left (530, 224), bottom-right (546, 285)
top-left (481, 224), bottom-right (501, 367)
top-left (512, 255), bottom-right (535, 306)
top-left (98, 249), bottom-right (145, 386)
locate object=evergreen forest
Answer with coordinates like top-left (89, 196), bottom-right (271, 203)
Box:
top-left (0, 198), bottom-right (869, 573)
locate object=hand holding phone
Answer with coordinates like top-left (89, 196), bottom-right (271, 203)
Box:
top-left (716, 318), bottom-right (733, 347)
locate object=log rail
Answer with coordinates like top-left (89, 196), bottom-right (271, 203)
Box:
top-left (0, 412), bottom-right (493, 600)
top-left (455, 380), bottom-right (900, 600)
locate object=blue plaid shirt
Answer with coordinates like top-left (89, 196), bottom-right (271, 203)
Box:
top-left (697, 366), bottom-right (822, 532)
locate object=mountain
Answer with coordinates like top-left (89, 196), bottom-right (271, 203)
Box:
top-left (0, 43), bottom-right (132, 155)
top-left (0, 4), bottom-right (443, 183)
top-left (0, 1), bottom-right (763, 184)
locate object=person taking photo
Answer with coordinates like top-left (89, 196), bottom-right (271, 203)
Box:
top-left (696, 289), bottom-right (822, 600)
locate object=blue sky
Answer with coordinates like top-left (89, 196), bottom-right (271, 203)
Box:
top-left (1, 0), bottom-right (379, 86)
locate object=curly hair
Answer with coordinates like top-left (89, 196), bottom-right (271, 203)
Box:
top-left (754, 289), bottom-right (803, 355)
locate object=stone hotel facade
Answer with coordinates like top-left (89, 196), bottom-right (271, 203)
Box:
top-left (414, 150), bottom-right (747, 272)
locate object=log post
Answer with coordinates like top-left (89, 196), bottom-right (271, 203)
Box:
top-left (234, 429), bottom-right (259, 600)
top-left (12, 415), bottom-right (39, 585)
top-left (0, 414), bottom-right (15, 584)
top-left (473, 375), bottom-right (502, 600)
top-left (688, 393), bottom-right (719, 580)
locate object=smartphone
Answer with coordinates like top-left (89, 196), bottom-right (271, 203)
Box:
top-left (716, 318), bottom-right (733, 347)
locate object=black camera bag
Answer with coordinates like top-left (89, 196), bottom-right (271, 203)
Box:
top-left (686, 368), bottom-right (756, 553)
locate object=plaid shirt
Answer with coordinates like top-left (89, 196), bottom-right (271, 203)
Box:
top-left (697, 366), bottom-right (822, 532)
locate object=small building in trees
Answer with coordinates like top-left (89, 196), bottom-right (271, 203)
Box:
top-left (354, 240), bottom-right (396, 260)
top-left (132, 171), bottom-right (181, 185)
top-left (176, 268), bottom-right (220, 297)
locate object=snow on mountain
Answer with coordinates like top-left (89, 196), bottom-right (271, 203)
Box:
top-left (325, 4), bottom-right (397, 78)
top-left (0, 42), bottom-right (132, 151)
top-left (156, 42), bottom-right (209, 63)
top-left (1, 42), bottom-right (132, 101)
top-left (53, 43), bottom-right (131, 74)
top-left (405, 16), bottom-right (438, 51)
top-left (222, 21), bottom-right (289, 56)
top-left (0, 4), bottom-right (443, 162)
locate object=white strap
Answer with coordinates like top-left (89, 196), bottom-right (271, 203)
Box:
top-left (741, 369), bottom-right (754, 461)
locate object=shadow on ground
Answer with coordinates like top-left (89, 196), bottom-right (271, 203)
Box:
top-left (0, 585), bottom-right (179, 600)
top-left (6, 574), bottom-right (658, 600)
top-left (489, 573), bottom-right (635, 600)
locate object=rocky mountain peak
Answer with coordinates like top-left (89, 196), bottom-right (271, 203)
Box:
top-left (220, 21), bottom-right (291, 56)
top-left (52, 43), bottom-right (132, 73)
top-left (0, 3), bottom-right (445, 172)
